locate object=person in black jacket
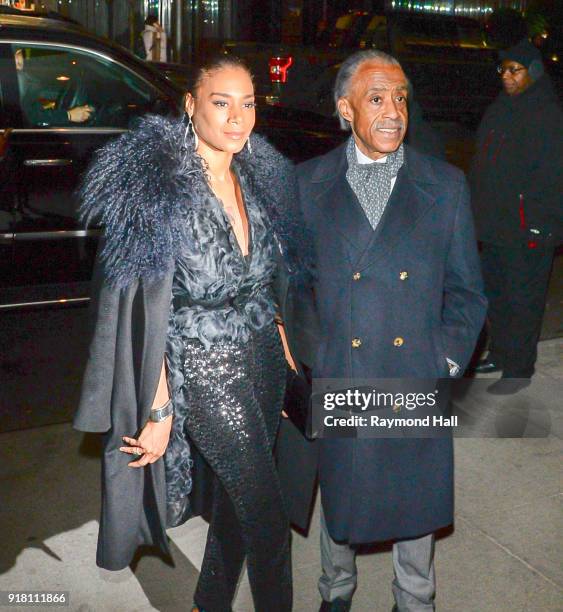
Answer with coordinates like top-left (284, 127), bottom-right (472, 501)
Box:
top-left (469, 38), bottom-right (563, 394)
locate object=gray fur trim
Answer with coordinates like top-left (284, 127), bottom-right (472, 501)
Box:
top-left (80, 113), bottom-right (311, 288)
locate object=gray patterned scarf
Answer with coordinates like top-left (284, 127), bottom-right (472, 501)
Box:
top-left (345, 137), bottom-right (404, 230)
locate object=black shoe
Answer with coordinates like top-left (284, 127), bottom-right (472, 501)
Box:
top-left (473, 358), bottom-right (502, 374)
top-left (487, 377), bottom-right (531, 395)
top-left (391, 606), bottom-right (399, 612)
top-left (319, 598), bottom-right (352, 612)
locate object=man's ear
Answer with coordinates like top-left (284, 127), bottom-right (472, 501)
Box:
top-left (184, 92), bottom-right (195, 116)
top-left (337, 97), bottom-right (353, 125)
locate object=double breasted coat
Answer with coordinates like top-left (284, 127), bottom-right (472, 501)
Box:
top-left (73, 115), bottom-right (315, 570)
top-left (297, 142), bottom-right (487, 543)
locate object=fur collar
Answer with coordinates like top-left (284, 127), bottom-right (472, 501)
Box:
top-left (80, 114), bottom-right (311, 288)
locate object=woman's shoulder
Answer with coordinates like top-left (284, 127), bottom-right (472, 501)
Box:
top-left (236, 134), bottom-right (314, 278)
top-left (236, 133), bottom-right (293, 183)
top-left (79, 114), bottom-right (203, 288)
top-left (95, 114), bottom-right (182, 174)
top-left (235, 133), bottom-right (297, 218)
top-left (79, 113), bottom-right (185, 227)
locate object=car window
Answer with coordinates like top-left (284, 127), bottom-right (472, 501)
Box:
top-left (0, 43), bottom-right (22, 128)
top-left (328, 14), bottom-right (373, 49)
top-left (359, 15), bottom-right (388, 50)
top-left (393, 16), bottom-right (451, 46)
top-left (456, 18), bottom-right (487, 48)
top-left (11, 44), bottom-right (161, 129)
top-left (330, 14), bottom-right (358, 48)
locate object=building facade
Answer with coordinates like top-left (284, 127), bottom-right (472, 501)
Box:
top-left (1, 0), bottom-right (531, 56)
top-left (0, 0), bottom-right (239, 62)
top-left (387, 0), bottom-right (527, 17)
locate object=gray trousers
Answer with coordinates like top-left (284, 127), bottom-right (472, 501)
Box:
top-left (319, 508), bottom-right (435, 611)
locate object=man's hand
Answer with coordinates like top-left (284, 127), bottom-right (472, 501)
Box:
top-left (67, 104), bottom-right (94, 123)
top-left (120, 416), bottom-right (173, 468)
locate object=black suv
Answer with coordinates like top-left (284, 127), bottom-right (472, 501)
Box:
top-left (0, 14), bottom-right (183, 310)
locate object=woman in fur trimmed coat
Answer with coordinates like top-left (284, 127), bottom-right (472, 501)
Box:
top-left (74, 57), bottom-right (313, 612)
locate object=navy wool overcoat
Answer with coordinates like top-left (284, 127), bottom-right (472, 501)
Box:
top-left (297, 143), bottom-right (487, 543)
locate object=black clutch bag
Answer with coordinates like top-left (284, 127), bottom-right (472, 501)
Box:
top-left (283, 366), bottom-right (313, 438)
top-left (277, 364), bottom-right (318, 531)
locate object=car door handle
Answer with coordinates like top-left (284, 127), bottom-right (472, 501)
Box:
top-left (23, 159), bottom-right (73, 167)
top-left (0, 128), bottom-right (13, 160)
top-left (13, 229), bottom-right (102, 241)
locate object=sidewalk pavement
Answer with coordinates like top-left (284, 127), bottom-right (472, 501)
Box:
top-left (1, 339), bottom-right (561, 612)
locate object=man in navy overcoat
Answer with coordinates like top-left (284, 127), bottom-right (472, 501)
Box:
top-left (297, 50), bottom-right (487, 611)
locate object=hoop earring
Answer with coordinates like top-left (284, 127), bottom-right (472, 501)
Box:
top-left (246, 137), bottom-right (252, 155)
top-left (184, 113), bottom-right (199, 150)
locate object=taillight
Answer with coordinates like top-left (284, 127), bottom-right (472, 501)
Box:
top-left (269, 56), bottom-right (293, 83)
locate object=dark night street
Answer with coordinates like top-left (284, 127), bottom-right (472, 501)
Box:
top-left (0, 3), bottom-right (561, 609)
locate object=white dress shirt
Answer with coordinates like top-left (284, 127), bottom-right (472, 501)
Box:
top-left (355, 143), bottom-right (398, 193)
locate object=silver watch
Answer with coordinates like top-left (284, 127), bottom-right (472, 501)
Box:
top-left (149, 399), bottom-right (173, 422)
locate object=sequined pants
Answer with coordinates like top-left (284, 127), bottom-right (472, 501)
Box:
top-left (182, 323), bottom-right (291, 612)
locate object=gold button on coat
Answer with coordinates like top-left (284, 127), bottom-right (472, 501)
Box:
top-left (393, 337), bottom-right (404, 347)
top-left (399, 271), bottom-right (408, 280)
top-left (353, 272), bottom-right (361, 281)
top-left (352, 337), bottom-right (362, 348)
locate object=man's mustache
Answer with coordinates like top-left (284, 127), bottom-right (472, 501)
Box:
top-left (374, 122), bottom-right (405, 130)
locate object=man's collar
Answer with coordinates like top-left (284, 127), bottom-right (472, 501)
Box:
top-left (311, 140), bottom-right (442, 187)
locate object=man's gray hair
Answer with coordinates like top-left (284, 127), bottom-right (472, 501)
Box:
top-left (334, 50), bottom-right (403, 130)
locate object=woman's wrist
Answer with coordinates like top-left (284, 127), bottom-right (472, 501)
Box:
top-left (151, 398), bottom-right (171, 411)
top-left (149, 398), bottom-right (173, 422)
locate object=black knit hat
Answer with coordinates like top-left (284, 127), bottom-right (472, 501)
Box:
top-left (499, 38), bottom-right (542, 68)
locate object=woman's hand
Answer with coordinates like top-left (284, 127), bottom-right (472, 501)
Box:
top-left (277, 321), bottom-right (297, 372)
top-left (120, 415), bottom-right (173, 468)
top-left (277, 322), bottom-right (295, 418)
top-left (284, 349), bottom-right (297, 373)
top-left (121, 358), bottom-right (172, 467)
